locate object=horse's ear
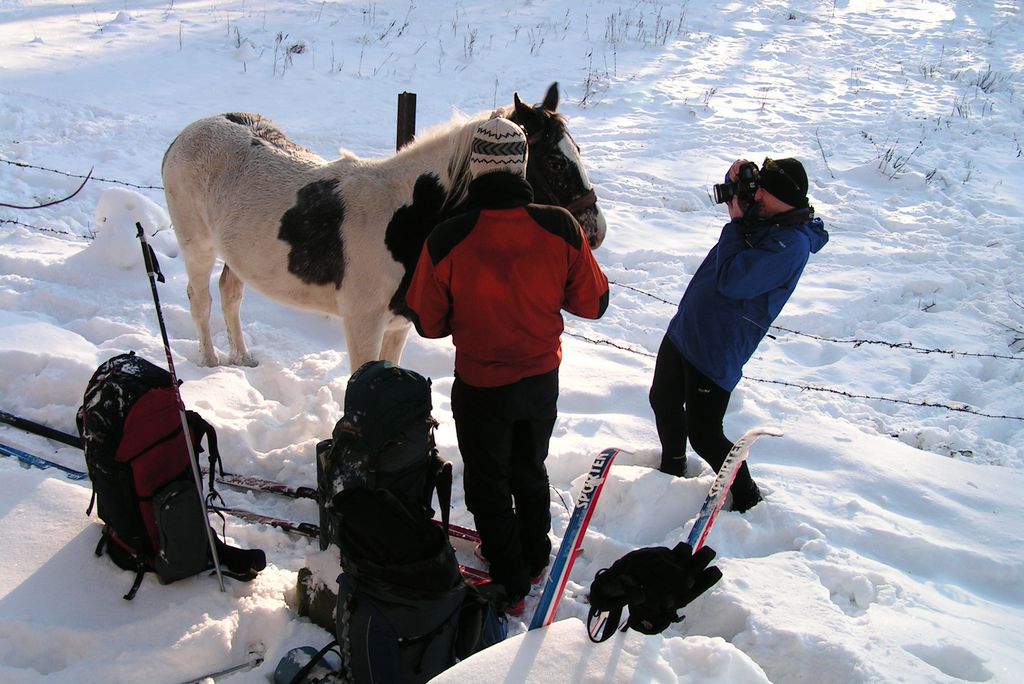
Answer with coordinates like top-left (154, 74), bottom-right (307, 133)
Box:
top-left (513, 93), bottom-right (529, 117)
top-left (513, 93), bottom-right (544, 136)
top-left (541, 82), bottom-right (559, 112)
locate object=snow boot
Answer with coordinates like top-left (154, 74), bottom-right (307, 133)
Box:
top-left (729, 480), bottom-right (763, 513)
top-left (658, 455), bottom-right (687, 477)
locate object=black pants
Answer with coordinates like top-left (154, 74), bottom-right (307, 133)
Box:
top-left (648, 336), bottom-right (756, 493)
top-left (451, 369), bottom-right (557, 602)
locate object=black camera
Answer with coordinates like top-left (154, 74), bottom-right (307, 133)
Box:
top-left (713, 162), bottom-right (759, 204)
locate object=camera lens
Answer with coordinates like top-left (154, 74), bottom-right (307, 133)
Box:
top-left (713, 183), bottom-right (734, 204)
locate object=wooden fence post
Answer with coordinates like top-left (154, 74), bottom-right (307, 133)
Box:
top-left (396, 92), bottom-right (417, 151)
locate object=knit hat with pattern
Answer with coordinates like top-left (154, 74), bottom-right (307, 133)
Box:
top-left (469, 118), bottom-right (528, 178)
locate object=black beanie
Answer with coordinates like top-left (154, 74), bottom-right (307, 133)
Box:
top-left (759, 157), bottom-right (808, 208)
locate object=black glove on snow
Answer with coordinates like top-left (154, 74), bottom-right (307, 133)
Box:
top-left (587, 543), bottom-right (722, 642)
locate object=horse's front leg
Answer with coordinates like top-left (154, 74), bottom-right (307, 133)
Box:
top-left (219, 264), bottom-right (258, 367)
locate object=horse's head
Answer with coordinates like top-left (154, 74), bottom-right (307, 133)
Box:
top-left (508, 83), bottom-right (607, 250)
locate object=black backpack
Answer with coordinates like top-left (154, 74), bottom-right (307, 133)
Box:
top-left (316, 359), bottom-right (451, 551)
top-left (332, 488), bottom-right (505, 684)
top-left (77, 352), bottom-right (266, 600)
top-left (295, 360), bottom-right (505, 684)
top-left (287, 489), bottom-right (507, 684)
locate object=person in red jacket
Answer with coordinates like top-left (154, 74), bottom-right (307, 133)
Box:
top-left (406, 117), bottom-right (609, 614)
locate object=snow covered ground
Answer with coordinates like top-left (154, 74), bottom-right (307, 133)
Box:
top-left (1, 0), bottom-right (1022, 682)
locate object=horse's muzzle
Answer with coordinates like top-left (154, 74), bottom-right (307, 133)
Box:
top-left (567, 189), bottom-right (606, 250)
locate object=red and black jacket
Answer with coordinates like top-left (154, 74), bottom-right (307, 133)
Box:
top-left (407, 173), bottom-right (609, 388)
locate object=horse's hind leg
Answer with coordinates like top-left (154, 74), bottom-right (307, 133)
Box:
top-left (380, 322), bottom-right (411, 365)
top-left (342, 307), bottom-right (387, 373)
top-left (219, 264), bottom-right (257, 367)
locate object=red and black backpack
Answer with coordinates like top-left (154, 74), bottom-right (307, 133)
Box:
top-left (77, 352), bottom-right (264, 600)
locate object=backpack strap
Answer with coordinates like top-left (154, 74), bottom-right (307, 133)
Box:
top-left (124, 566), bottom-right (147, 601)
top-left (426, 420), bottom-right (453, 533)
top-left (179, 412), bottom-right (267, 584)
top-left (434, 457), bottom-right (453, 533)
top-left (95, 526), bottom-right (149, 600)
top-left (186, 410), bottom-right (222, 494)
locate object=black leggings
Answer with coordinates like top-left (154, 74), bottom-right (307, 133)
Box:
top-left (648, 336), bottom-right (755, 491)
top-left (452, 370), bottom-right (558, 601)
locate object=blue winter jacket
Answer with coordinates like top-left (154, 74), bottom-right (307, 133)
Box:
top-left (666, 207), bottom-right (829, 391)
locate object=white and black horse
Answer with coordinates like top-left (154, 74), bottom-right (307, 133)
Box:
top-left (161, 83), bottom-right (606, 370)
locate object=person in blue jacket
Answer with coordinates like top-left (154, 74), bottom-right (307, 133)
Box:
top-left (649, 157), bottom-right (829, 512)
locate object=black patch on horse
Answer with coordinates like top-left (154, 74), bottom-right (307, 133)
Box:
top-left (385, 173), bottom-right (460, 317)
top-left (278, 179), bottom-right (346, 288)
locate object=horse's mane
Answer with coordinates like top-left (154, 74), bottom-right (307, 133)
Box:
top-left (396, 106), bottom-right (512, 213)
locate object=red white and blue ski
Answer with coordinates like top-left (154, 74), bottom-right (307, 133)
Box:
top-left (685, 426), bottom-right (782, 550)
top-left (529, 447), bottom-right (620, 630)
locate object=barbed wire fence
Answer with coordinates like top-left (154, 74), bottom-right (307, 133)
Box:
top-left (1, 158), bottom-right (162, 191)
top-left (568, 276), bottom-right (1024, 422)
top-left (609, 280), bottom-right (1024, 362)
top-left (564, 329), bottom-right (1024, 421)
top-left (0, 157), bottom-right (164, 240)
top-left (4, 157), bottom-right (1023, 422)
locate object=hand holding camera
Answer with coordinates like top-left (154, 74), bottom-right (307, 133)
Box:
top-left (713, 159), bottom-right (759, 206)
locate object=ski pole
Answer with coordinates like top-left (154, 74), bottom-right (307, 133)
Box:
top-left (136, 222), bottom-right (226, 593)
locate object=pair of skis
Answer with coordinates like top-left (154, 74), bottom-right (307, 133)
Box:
top-left (529, 426), bottom-right (780, 632)
top-left (0, 410), bottom-right (484, 537)
top-left (0, 441), bottom-right (87, 480)
top-left (0, 409), bottom-right (322, 498)
top-left (0, 436), bottom-right (319, 503)
top-left (583, 426), bottom-right (783, 641)
top-left (0, 434), bottom-right (491, 585)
